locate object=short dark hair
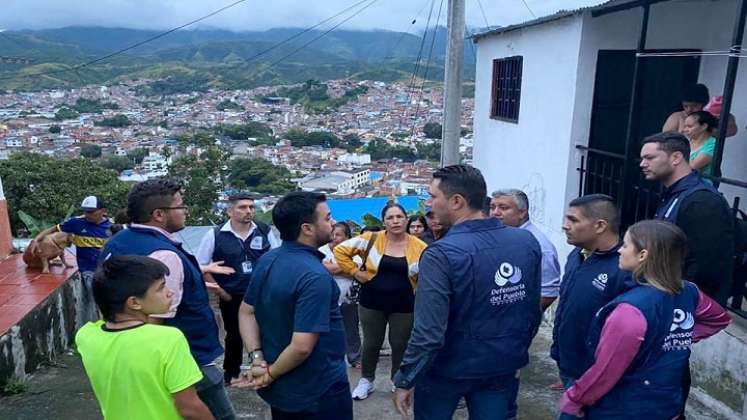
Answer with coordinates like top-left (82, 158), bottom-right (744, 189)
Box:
top-left (641, 132), bottom-right (691, 161)
top-left (333, 222), bottom-right (352, 239)
top-left (228, 192), bottom-right (255, 203)
top-left (93, 255), bottom-right (170, 322)
top-left (682, 84), bottom-right (710, 105)
top-left (569, 194), bottom-right (620, 234)
top-left (686, 110), bottom-right (719, 133)
top-left (407, 215), bottom-right (428, 232)
top-left (432, 165), bottom-right (487, 211)
top-left (272, 191), bottom-right (327, 241)
top-left (380, 201), bottom-right (407, 220)
top-left (127, 179), bottom-right (182, 224)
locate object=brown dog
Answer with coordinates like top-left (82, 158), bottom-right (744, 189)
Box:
top-left (23, 232), bottom-right (75, 273)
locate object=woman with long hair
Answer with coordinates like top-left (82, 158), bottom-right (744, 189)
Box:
top-left (406, 215), bottom-right (428, 240)
top-left (681, 110), bottom-right (719, 177)
top-left (334, 202), bottom-right (427, 400)
top-left (560, 220), bottom-right (730, 419)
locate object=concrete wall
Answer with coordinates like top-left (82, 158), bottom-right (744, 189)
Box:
top-left (0, 272), bottom-right (94, 387)
top-left (473, 15), bottom-right (585, 263)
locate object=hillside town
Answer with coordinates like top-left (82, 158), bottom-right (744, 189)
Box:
top-left (0, 79), bottom-right (474, 200)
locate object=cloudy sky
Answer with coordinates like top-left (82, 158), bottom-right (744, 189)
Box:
top-left (1, 0), bottom-right (605, 33)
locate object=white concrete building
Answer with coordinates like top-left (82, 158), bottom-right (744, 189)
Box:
top-left (473, 0), bottom-right (747, 262)
top-left (141, 153), bottom-right (168, 172)
top-left (338, 153), bottom-right (372, 166)
top-left (297, 169), bottom-right (371, 195)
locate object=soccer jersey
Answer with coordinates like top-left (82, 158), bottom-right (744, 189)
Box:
top-left (76, 321), bottom-right (203, 420)
top-left (58, 216), bottom-right (112, 272)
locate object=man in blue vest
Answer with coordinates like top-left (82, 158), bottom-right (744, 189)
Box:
top-left (551, 194), bottom-right (632, 392)
top-left (99, 179), bottom-right (235, 420)
top-left (640, 132), bottom-right (735, 305)
top-left (393, 165), bottom-right (542, 420)
top-left (235, 191), bottom-right (351, 420)
top-left (196, 193), bottom-right (281, 385)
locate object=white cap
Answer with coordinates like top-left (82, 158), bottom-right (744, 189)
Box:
top-left (80, 195), bottom-right (105, 211)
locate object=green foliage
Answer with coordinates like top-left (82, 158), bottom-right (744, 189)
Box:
top-left (216, 99), bottom-right (244, 112)
top-left (54, 106), bottom-right (79, 121)
top-left (462, 83), bottom-right (475, 98)
top-left (94, 114), bottom-right (130, 128)
top-left (167, 134), bottom-right (230, 225)
top-left (79, 143), bottom-right (102, 159)
top-left (2, 379), bottom-right (27, 396)
top-left (342, 133), bottom-right (363, 148)
top-left (126, 148), bottom-right (149, 164)
top-left (48, 124), bottom-right (61, 134)
top-left (423, 122), bottom-right (442, 139)
top-left (101, 155), bottom-right (134, 173)
top-left (0, 152), bottom-right (130, 235)
top-left (18, 206), bottom-right (74, 237)
top-left (71, 98), bottom-right (118, 114)
top-left (255, 209), bottom-right (273, 225)
top-left (283, 128), bottom-right (354, 151)
top-left (417, 141), bottom-right (441, 162)
top-left (362, 213), bottom-right (383, 229)
top-left (227, 158), bottom-right (295, 195)
top-left (135, 74), bottom-right (211, 96)
top-left (363, 138), bottom-right (416, 162)
top-left (215, 122), bottom-right (273, 141)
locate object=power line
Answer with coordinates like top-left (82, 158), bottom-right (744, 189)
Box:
top-left (475, 0), bottom-right (492, 29)
top-left (0, 0), bottom-right (251, 82)
top-left (410, 0), bottom-right (445, 137)
top-left (400, 0), bottom-right (436, 130)
top-left (262, 0), bottom-right (380, 69)
top-left (519, 0), bottom-right (537, 19)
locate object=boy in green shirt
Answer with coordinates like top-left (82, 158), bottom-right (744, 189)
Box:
top-left (76, 255), bottom-right (214, 420)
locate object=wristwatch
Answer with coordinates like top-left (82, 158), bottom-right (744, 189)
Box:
top-left (251, 349), bottom-right (264, 361)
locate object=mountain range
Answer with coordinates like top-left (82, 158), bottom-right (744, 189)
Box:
top-left (0, 26), bottom-right (478, 92)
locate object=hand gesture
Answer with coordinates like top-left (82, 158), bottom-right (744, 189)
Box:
top-left (393, 388), bottom-right (413, 419)
top-left (203, 261), bottom-right (236, 275)
top-left (204, 282), bottom-right (232, 301)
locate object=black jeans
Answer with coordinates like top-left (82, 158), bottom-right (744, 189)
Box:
top-left (219, 294), bottom-right (245, 380)
top-left (270, 381), bottom-right (353, 420)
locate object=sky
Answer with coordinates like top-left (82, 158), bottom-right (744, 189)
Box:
top-left (1, 0), bottom-right (606, 33)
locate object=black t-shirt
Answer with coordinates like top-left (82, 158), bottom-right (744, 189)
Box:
top-left (359, 255), bottom-right (414, 313)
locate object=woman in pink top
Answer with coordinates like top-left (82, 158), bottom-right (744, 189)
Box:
top-left (559, 220), bottom-right (730, 419)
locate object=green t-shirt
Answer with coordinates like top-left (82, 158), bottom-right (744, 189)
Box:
top-left (76, 321), bottom-right (203, 420)
top-left (690, 136), bottom-right (717, 176)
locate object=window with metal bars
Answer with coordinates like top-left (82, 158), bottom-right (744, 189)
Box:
top-left (490, 56), bottom-right (523, 123)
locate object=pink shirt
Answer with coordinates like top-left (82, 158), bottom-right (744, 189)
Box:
top-left (560, 289), bottom-right (730, 417)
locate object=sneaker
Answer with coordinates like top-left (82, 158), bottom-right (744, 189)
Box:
top-left (352, 378), bottom-right (375, 400)
top-left (390, 380), bottom-right (396, 393)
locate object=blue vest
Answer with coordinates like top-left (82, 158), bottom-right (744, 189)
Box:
top-left (585, 282), bottom-right (699, 419)
top-left (655, 170), bottom-right (719, 223)
top-left (551, 245), bottom-right (633, 378)
top-left (427, 218), bottom-right (542, 379)
top-left (211, 222), bottom-right (271, 294)
top-left (100, 226), bottom-right (223, 365)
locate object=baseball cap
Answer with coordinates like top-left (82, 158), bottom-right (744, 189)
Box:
top-left (80, 196), bottom-right (106, 211)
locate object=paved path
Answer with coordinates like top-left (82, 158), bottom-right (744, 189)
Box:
top-left (0, 323), bottom-right (725, 419)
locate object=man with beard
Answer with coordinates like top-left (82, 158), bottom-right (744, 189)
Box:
top-left (99, 179), bottom-right (235, 420)
top-left (196, 193), bottom-right (281, 385)
top-left (235, 192), bottom-right (351, 420)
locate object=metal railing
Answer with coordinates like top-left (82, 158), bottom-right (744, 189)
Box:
top-left (576, 145), bottom-right (747, 318)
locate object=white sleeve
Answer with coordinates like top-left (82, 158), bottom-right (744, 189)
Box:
top-left (268, 229), bottom-right (282, 249)
top-left (148, 250), bottom-right (184, 318)
top-left (195, 229), bottom-right (216, 266)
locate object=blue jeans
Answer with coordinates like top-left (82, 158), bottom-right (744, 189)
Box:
top-left (414, 373), bottom-right (519, 420)
top-left (270, 380), bottom-right (352, 420)
top-left (558, 372), bottom-right (583, 420)
top-left (196, 365), bottom-right (236, 420)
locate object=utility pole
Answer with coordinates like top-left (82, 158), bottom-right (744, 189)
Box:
top-left (440, 0), bottom-right (465, 167)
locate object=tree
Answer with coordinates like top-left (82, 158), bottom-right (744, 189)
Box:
top-left (102, 155), bottom-right (134, 173)
top-left (216, 122), bottom-right (273, 141)
top-left (127, 148), bottom-right (149, 164)
top-left (54, 106), bottom-right (79, 121)
top-left (80, 144), bottom-right (102, 159)
top-left (343, 133), bottom-right (363, 148)
top-left (216, 100), bottom-right (244, 112)
top-left (0, 152), bottom-right (130, 235)
top-left (228, 158), bottom-right (295, 195)
top-left (168, 135), bottom-right (230, 225)
top-left (94, 114), bottom-right (130, 128)
top-left (423, 122), bottom-right (443, 139)
top-left (48, 125), bottom-right (61, 134)
top-left (417, 141), bottom-right (441, 161)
